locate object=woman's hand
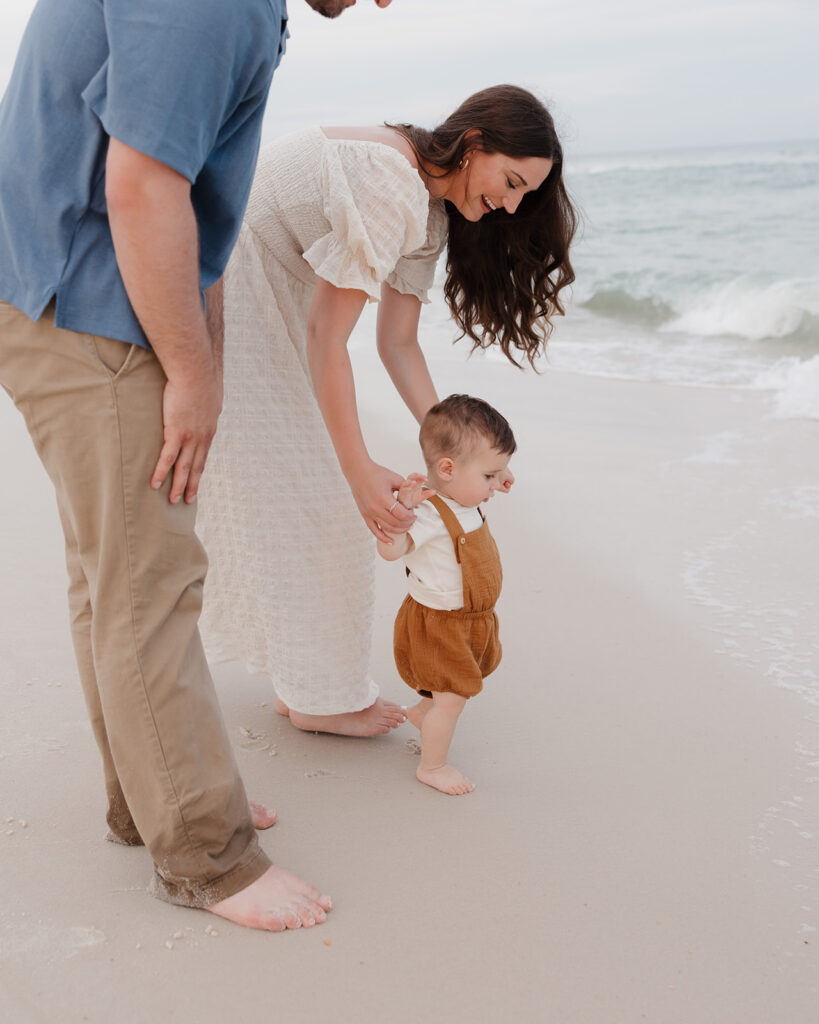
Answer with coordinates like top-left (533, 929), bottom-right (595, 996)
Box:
top-left (348, 460), bottom-right (416, 542)
top-left (396, 473), bottom-right (435, 510)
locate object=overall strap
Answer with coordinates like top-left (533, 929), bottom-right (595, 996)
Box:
top-left (427, 494), bottom-right (466, 561)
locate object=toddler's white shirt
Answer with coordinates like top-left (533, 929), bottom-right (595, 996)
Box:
top-left (403, 495), bottom-right (483, 610)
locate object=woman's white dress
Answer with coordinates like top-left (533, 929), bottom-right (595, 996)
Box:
top-left (197, 128), bottom-right (447, 714)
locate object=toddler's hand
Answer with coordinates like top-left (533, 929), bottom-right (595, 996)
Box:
top-left (499, 466), bottom-right (515, 493)
top-left (396, 473), bottom-right (435, 510)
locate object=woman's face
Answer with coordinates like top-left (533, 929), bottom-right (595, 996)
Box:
top-left (449, 151), bottom-right (553, 222)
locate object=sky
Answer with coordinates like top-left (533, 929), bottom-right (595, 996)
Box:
top-left (0, 0), bottom-right (816, 156)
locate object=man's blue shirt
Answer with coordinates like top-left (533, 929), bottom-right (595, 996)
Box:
top-left (0, 0), bottom-right (288, 348)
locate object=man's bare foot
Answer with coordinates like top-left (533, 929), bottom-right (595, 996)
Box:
top-left (275, 697), bottom-right (406, 737)
top-left (249, 801), bottom-right (277, 829)
top-left (209, 865), bottom-right (332, 932)
top-left (416, 762), bottom-right (475, 796)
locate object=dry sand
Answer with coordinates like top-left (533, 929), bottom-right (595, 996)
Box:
top-left (1, 344), bottom-right (817, 1022)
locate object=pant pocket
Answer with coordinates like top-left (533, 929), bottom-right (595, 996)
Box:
top-left (90, 335), bottom-right (138, 378)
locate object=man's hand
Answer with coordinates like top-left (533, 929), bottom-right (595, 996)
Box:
top-left (151, 368), bottom-right (222, 504)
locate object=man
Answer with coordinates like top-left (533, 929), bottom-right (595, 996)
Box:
top-left (0, 0), bottom-right (392, 933)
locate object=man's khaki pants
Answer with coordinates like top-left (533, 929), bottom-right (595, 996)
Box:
top-left (0, 300), bottom-right (270, 906)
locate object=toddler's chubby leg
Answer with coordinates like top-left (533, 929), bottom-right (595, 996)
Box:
top-left (406, 695), bottom-right (432, 731)
top-left (415, 691), bottom-right (473, 796)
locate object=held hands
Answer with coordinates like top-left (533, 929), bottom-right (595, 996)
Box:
top-left (150, 369), bottom-right (223, 504)
top-left (396, 472), bottom-right (435, 510)
top-left (348, 460), bottom-right (416, 542)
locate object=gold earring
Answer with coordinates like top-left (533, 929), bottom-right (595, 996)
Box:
top-left (458, 157), bottom-right (470, 171)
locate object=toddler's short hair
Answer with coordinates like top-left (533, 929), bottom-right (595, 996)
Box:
top-left (419, 394), bottom-right (516, 465)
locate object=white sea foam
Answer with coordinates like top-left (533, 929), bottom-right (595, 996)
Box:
top-left (752, 355), bottom-right (819, 420)
top-left (682, 431), bottom-right (747, 465)
top-left (664, 278), bottom-right (819, 343)
top-left (765, 485), bottom-right (819, 520)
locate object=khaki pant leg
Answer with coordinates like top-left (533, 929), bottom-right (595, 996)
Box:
top-left (54, 490), bottom-right (143, 845)
top-left (0, 301), bottom-right (270, 906)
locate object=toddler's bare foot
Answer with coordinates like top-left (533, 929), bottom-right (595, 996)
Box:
top-left (276, 697), bottom-right (406, 737)
top-left (416, 763), bottom-right (475, 796)
top-left (249, 800), bottom-right (277, 829)
top-left (209, 864), bottom-right (332, 932)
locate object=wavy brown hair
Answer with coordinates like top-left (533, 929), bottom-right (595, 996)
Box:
top-left (390, 85), bottom-right (577, 368)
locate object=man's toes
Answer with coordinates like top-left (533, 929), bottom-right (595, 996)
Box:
top-left (257, 911), bottom-right (287, 932)
top-left (277, 907), bottom-right (302, 930)
top-left (294, 901), bottom-right (324, 927)
top-left (249, 800), bottom-right (277, 829)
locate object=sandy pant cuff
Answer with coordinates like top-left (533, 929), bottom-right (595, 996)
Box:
top-left (148, 845), bottom-right (272, 909)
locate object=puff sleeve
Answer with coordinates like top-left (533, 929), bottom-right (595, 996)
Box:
top-left (302, 141), bottom-right (434, 302)
top-left (385, 200), bottom-right (448, 303)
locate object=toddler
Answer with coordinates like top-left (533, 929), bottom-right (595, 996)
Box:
top-left (377, 394), bottom-right (515, 795)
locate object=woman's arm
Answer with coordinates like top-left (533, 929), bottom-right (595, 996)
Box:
top-left (306, 278), bottom-right (415, 541)
top-left (376, 284), bottom-right (438, 423)
top-left (377, 283), bottom-right (516, 494)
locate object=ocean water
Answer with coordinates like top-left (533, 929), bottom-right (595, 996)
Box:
top-left (544, 137), bottom-right (819, 420)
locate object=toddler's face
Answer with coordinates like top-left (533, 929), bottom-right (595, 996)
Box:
top-left (443, 438), bottom-right (511, 508)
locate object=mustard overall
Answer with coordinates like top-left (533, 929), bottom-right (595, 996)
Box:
top-left (393, 494), bottom-right (503, 699)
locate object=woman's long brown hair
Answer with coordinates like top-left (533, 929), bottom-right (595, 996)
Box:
top-left (390, 85), bottom-right (577, 368)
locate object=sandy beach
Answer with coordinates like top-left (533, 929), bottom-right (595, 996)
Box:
top-left (1, 341), bottom-right (817, 1022)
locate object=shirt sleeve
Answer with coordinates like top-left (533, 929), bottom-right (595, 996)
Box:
top-left (82, 0), bottom-right (281, 182)
top-left (406, 500), bottom-right (447, 553)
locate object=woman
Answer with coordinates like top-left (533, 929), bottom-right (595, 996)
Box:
top-left (197, 85), bottom-right (577, 736)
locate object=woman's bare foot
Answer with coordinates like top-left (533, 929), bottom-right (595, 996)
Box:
top-left (275, 697), bottom-right (406, 737)
top-left (209, 864), bottom-right (332, 932)
top-left (416, 762), bottom-right (475, 796)
top-left (249, 801), bottom-right (277, 829)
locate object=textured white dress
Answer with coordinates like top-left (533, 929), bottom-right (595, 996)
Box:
top-left (197, 127), bottom-right (448, 714)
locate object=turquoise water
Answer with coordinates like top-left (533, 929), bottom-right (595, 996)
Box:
top-left (546, 138), bottom-right (819, 418)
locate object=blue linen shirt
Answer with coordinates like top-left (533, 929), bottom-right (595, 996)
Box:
top-left (0, 0), bottom-right (288, 349)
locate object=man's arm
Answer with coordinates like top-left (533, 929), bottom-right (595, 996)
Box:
top-left (106, 137), bottom-right (220, 504)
